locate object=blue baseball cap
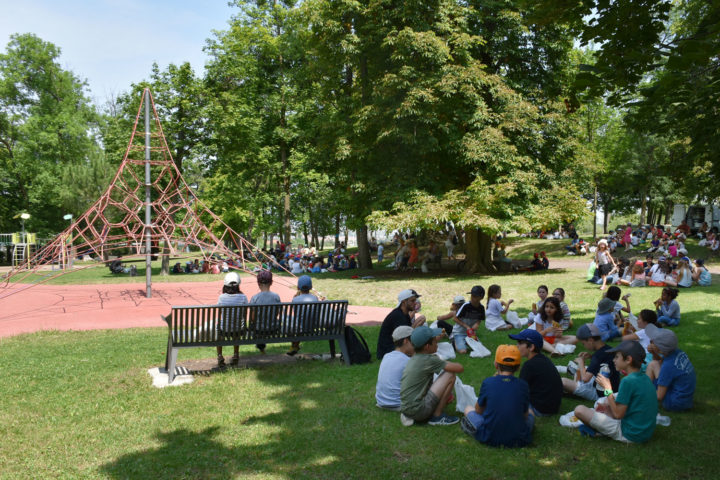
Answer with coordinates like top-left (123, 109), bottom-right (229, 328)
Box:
top-left (298, 275), bottom-right (312, 290)
top-left (509, 329), bottom-right (543, 351)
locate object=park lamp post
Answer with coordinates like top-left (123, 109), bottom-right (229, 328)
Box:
top-left (20, 213), bottom-right (30, 244)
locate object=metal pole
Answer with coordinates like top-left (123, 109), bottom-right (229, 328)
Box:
top-left (144, 89), bottom-right (152, 298)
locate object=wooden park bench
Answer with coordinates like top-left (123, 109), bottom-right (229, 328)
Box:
top-left (163, 300), bottom-right (350, 382)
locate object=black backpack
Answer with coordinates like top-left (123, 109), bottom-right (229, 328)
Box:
top-left (343, 326), bottom-right (372, 365)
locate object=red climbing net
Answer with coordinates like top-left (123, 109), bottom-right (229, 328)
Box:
top-left (1, 89), bottom-right (295, 298)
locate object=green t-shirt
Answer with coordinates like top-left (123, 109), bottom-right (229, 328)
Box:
top-left (616, 371), bottom-right (658, 443)
top-left (400, 353), bottom-right (447, 416)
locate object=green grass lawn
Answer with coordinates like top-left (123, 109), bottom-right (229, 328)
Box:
top-left (1, 251), bottom-right (718, 479)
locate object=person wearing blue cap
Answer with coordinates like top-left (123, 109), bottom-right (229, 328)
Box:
top-left (510, 329), bottom-right (563, 416)
top-left (399, 326), bottom-right (463, 426)
top-left (287, 275), bottom-right (320, 356)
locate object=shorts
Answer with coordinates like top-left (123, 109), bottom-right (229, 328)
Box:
top-left (573, 379), bottom-right (600, 402)
top-left (598, 263), bottom-right (613, 276)
top-left (588, 411), bottom-right (631, 443)
top-left (405, 390), bottom-right (440, 422)
top-left (454, 333), bottom-right (468, 352)
top-left (648, 280), bottom-right (666, 287)
top-left (464, 410), bottom-right (535, 440)
top-left (543, 336), bottom-right (556, 345)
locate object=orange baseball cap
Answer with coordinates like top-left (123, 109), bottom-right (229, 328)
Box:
top-left (495, 344), bottom-right (521, 366)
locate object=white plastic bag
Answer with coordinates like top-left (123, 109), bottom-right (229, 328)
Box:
top-left (627, 312), bottom-right (638, 329)
top-left (465, 337), bottom-right (491, 358)
top-left (559, 411), bottom-right (583, 428)
top-left (454, 376), bottom-right (478, 413)
top-left (506, 311), bottom-right (527, 329)
top-left (554, 343), bottom-right (576, 355)
top-left (436, 341), bottom-right (456, 360)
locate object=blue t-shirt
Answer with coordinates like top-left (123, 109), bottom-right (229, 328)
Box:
top-left (593, 311), bottom-right (620, 342)
top-left (474, 375), bottom-right (532, 448)
top-left (657, 349), bottom-right (696, 411)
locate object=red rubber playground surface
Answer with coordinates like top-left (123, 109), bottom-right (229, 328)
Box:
top-left (0, 281), bottom-right (389, 339)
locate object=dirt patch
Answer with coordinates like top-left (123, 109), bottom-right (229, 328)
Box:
top-left (177, 352), bottom-right (343, 374)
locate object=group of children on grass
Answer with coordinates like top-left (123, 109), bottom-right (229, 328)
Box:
top-left (374, 283), bottom-right (697, 447)
top-left (592, 238), bottom-right (711, 291)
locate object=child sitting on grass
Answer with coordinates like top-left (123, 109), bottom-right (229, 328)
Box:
top-left (453, 286), bottom-right (486, 354)
top-left (485, 284), bottom-right (514, 331)
top-left (509, 329), bottom-right (563, 416)
top-left (400, 326), bottom-right (464, 426)
top-left (622, 309), bottom-right (658, 360)
top-left (562, 323), bottom-right (620, 401)
top-left (645, 324), bottom-right (696, 412)
top-left (574, 340), bottom-right (657, 443)
top-left (593, 287), bottom-right (623, 342)
top-left (461, 345), bottom-right (534, 448)
top-left (654, 287), bottom-right (681, 326)
top-left (534, 296), bottom-right (576, 356)
top-left (435, 294), bottom-right (465, 336)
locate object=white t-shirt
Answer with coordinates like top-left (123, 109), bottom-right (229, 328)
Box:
top-left (375, 350), bottom-right (410, 408)
top-left (485, 298), bottom-right (506, 331)
top-left (649, 264), bottom-right (665, 283)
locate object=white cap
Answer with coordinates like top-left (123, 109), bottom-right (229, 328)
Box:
top-left (224, 272), bottom-right (240, 286)
top-left (396, 289), bottom-right (420, 307)
top-left (453, 295), bottom-right (466, 304)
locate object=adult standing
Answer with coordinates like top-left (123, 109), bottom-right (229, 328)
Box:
top-left (376, 289), bottom-right (426, 360)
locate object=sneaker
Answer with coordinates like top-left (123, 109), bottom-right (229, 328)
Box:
top-left (229, 355), bottom-right (239, 366)
top-left (400, 413), bottom-right (414, 427)
top-left (428, 414), bottom-right (460, 426)
top-left (567, 360), bottom-right (578, 377)
top-left (217, 355), bottom-right (225, 367)
top-left (460, 416), bottom-right (477, 436)
top-left (556, 365), bottom-right (568, 374)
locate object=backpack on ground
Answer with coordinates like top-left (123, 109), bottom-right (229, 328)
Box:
top-left (343, 326), bottom-right (371, 365)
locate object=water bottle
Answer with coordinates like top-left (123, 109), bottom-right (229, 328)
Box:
top-left (597, 363), bottom-right (611, 392)
top-left (656, 414), bottom-right (671, 426)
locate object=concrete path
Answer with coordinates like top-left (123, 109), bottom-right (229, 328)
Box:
top-left (0, 281), bottom-right (390, 338)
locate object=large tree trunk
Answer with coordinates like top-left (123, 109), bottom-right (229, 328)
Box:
top-left (463, 228), bottom-right (495, 274)
top-left (356, 225), bottom-right (373, 269)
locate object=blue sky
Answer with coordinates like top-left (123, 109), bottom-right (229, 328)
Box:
top-left (0, 0), bottom-right (235, 104)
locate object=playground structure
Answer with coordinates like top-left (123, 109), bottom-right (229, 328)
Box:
top-left (1, 89), bottom-right (294, 299)
top-left (0, 232), bottom-right (38, 267)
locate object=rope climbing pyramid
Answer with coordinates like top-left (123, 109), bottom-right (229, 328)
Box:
top-left (2, 89), bottom-right (285, 297)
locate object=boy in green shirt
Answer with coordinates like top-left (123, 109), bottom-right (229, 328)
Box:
top-left (400, 326), bottom-right (464, 426)
top-left (574, 340), bottom-right (657, 443)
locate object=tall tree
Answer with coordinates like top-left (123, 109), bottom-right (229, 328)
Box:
top-left (0, 33), bottom-right (99, 234)
top-left (204, 0), bottom-right (308, 245)
top-left (309, 0), bottom-right (589, 272)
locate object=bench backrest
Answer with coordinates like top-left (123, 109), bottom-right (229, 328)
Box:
top-left (166, 300), bottom-right (348, 346)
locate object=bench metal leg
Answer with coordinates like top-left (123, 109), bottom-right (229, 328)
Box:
top-left (167, 347), bottom-right (179, 383)
top-left (329, 339), bottom-right (336, 358)
top-left (337, 337), bottom-right (351, 366)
